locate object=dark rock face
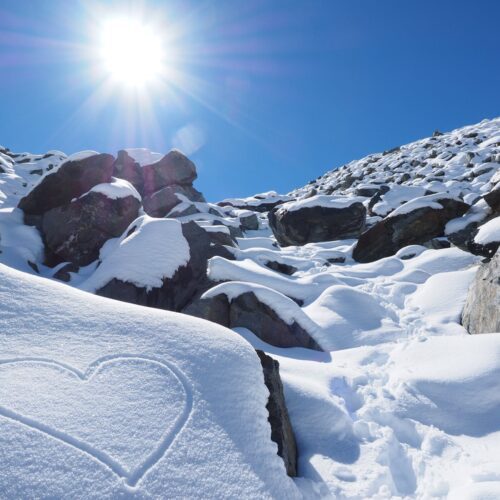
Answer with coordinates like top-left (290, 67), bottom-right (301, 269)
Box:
top-left (42, 192), bottom-right (140, 266)
top-left (184, 291), bottom-right (322, 350)
top-left (484, 187), bottom-right (500, 215)
top-left (240, 213), bottom-right (259, 231)
top-left (112, 150), bottom-right (144, 194)
top-left (269, 202), bottom-right (366, 247)
top-left (264, 260), bottom-right (297, 275)
top-left (142, 150), bottom-right (197, 195)
top-left (256, 350), bottom-right (298, 477)
top-left (96, 221), bottom-right (210, 312)
top-left (19, 153), bottom-right (115, 216)
top-left (143, 184), bottom-right (205, 218)
top-left (353, 197), bottom-right (470, 263)
top-left (462, 252), bottom-right (499, 334)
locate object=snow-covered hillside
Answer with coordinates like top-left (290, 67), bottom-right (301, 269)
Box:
top-left (0, 118), bottom-right (499, 498)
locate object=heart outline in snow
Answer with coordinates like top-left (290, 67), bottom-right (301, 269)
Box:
top-left (0, 354), bottom-right (193, 487)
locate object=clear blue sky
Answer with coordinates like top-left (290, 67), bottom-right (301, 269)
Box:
top-left (1, 0), bottom-right (499, 201)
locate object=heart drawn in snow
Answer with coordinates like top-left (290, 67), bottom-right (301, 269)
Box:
top-left (0, 355), bottom-right (192, 487)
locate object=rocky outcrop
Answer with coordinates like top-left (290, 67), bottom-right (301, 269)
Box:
top-left (462, 252), bottom-right (499, 334)
top-left (256, 350), bottom-right (297, 477)
top-left (142, 149), bottom-right (197, 195)
top-left (42, 191), bottom-right (140, 266)
top-left (269, 199), bottom-right (366, 247)
top-left (143, 184), bottom-right (205, 218)
top-left (96, 221), bottom-right (210, 311)
top-left (18, 153), bottom-right (114, 216)
top-left (353, 196), bottom-right (470, 263)
top-left (112, 150), bottom-right (144, 194)
top-left (183, 291), bottom-right (322, 350)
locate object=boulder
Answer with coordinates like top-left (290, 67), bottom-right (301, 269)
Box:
top-left (142, 150), bottom-right (197, 195)
top-left (240, 213), bottom-right (259, 231)
top-left (143, 184), bottom-right (205, 218)
top-left (96, 221), bottom-right (210, 312)
top-left (112, 150), bottom-right (144, 194)
top-left (269, 198), bottom-right (366, 247)
top-left (353, 196), bottom-right (470, 263)
top-left (484, 187), bottom-right (500, 215)
top-left (256, 350), bottom-right (298, 477)
top-left (183, 290), bottom-right (322, 351)
top-left (42, 191), bottom-right (140, 266)
top-left (462, 252), bottom-right (499, 334)
top-left (19, 153), bottom-right (114, 216)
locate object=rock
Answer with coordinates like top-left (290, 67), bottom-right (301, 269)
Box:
top-left (19, 153), bottom-right (114, 216)
top-left (113, 150), bottom-right (144, 194)
top-left (143, 184), bottom-right (205, 218)
top-left (256, 350), bottom-right (298, 477)
top-left (240, 213), bottom-right (259, 231)
top-left (462, 252), bottom-right (499, 334)
top-left (183, 289), bottom-right (321, 350)
top-left (96, 221), bottom-right (210, 311)
top-left (42, 191), bottom-right (140, 266)
top-left (264, 260), bottom-right (297, 275)
top-left (484, 187), bottom-right (500, 215)
top-left (52, 263), bottom-right (79, 282)
top-left (269, 199), bottom-right (366, 247)
top-left (142, 150), bottom-right (197, 195)
top-left (353, 196), bottom-right (470, 263)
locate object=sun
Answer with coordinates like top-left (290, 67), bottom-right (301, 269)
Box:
top-left (98, 18), bottom-right (165, 89)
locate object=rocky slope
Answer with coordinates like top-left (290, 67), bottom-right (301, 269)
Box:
top-left (0, 117), bottom-right (499, 498)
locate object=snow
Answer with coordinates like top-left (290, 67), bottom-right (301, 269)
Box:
top-left (124, 148), bottom-right (163, 166)
top-left (1, 117), bottom-right (500, 498)
top-left (0, 264), bottom-right (299, 498)
top-left (387, 193), bottom-right (460, 218)
top-left (278, 195), bottom-right (365, 213)
top-left (81, 216), bottom-right (190, 292)
top-left (63, 150), bottom-right (99, 164)
top-left (474, 216), bottom-right (500, 244)
top-left (85, 177), bottom-right (141, 201)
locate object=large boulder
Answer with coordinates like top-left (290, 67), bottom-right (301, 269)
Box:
top-left (94, 220), bottom-right (210, 312)
top-left (484, 186), bottom-right (500, 215)
top-left (142, 150), bottom-right (197, 195)
top-left (183, 285), bottom-right (322, 351)
top-left (256, 350), bottom-right (298, 477)
top-left (462, 252), bottom-right (499, 334)
top-left (42, 188), bottom-right (141, 266)
top-left (143, 184), bottom-right (206, 218)
top-left (18, 153), bottom-right (114, 216)
top-left (112, 150), bottom-right (144, 194)
top-left (269, 196), bottom-right (367, 247)
top-left (353, 195), bottom-right (470, 263)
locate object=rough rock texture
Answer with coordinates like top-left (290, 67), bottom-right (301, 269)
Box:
top-left (96, 221), bottom-right (210, 311)
top-left (462, 252), bottom-right (500, 334)
top-left (183, 291), bottom-right (322, 350)
top-left (143, 184), bottom-right (205, 218)
top-left (264, 260), bottom-right (297, 275)
top-left (256, 349), bottom-right (298, 477)
top-left (269, 202), bottom-right (366, 247)
top-left (353, 198), bottom-right (470, 263)
top-left (19, 153), bottom-right (114, 216)
top-left (142, 150), bottom-right (197, 195)
top-left (484, 187), bottom-right (500, 215)
top-left (42, 192), bottom-right (140, 266)
top-left (112, 150), bottom-right (144, 194)
top-left (240, 213), bottom-right (259, 231)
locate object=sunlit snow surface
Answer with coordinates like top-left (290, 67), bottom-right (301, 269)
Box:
top-left (0, 117), bottom-right (499, 498)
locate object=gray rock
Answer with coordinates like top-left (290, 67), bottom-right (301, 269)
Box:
top-left (142, 150), bottom-right (197, 195)
top-left (269, 201), bottom-right (366, 247)
top-left (462, 252), bottom-right (499, 334)
top-left (240, 213), bottom-right (259, 231)
top-left (113, 150), bottom-right (144, 194)
top-left (353, 197), bottom-right (470, 263)
top-left (42, 191), bottom-right (140, 266)
top-left (19, 153), bottom-right (115, 216)
top-left (256, 350), bottom-right (298, 477)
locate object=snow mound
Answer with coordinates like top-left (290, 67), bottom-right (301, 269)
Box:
top-left (81, 216), bottom-right (190, 292)
top-left (0, 263), bottom-right (298, 498)
top-left (85, 177), bottom-right (141, 201)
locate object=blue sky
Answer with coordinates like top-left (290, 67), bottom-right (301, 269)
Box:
top-left (0, 0), bottom-right (499, 201)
